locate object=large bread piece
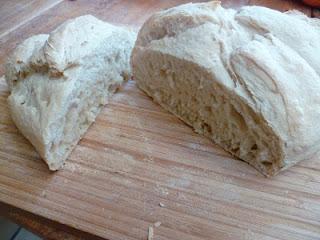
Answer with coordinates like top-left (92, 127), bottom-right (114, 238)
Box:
top-left (6, 15), bottom-right (136, 170)
top-left (131, 2), bottom-right (320, 176)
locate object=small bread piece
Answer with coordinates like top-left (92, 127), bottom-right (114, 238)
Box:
top-left (6, 15), bottom-right (136, 170)
top-left (131, 2), bottom-right (320, 176)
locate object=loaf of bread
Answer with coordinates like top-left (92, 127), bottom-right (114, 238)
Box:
top-left (131, 1), bottom-right (320, 176)
top-left (6, 15), bottom-right (136, 170)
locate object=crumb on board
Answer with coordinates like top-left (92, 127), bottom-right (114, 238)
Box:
top-left (159, 202), bottom-right (165, 207)
top-left (154, 221), bottom-right (161, 227)
top-left (41, 190), bottom-right (47, 198)
top-left (148, 226), bottom-right (154, 240)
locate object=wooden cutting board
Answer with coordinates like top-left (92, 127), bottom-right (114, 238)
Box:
top-left (0, 1), bottom-right (319, 240)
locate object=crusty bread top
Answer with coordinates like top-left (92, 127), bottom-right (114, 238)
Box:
top-left (6, 15), bottom-right (134, 86)
top-left (44, 15), bottom-right (121, 77)
top-left (5, 34), bottom-right (49, 90)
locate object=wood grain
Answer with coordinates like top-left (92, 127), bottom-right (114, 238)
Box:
top-left (1, 77), bottom-right (320, 240)
top-left (249, 0), bottom-right (312, 15)
top-left (0, 0), bottom-right (63, 39)
top-left (312, 8), bottom-right (320, 17)
top-left (0, 1), bottom-right (319, 240)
